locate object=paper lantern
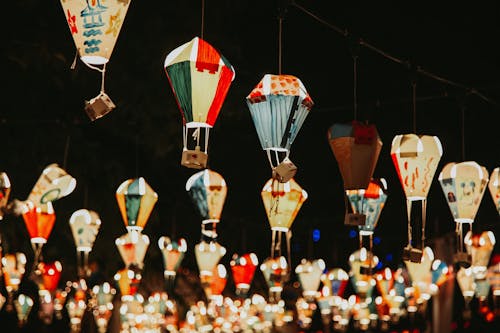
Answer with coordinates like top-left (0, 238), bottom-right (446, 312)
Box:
top-left (27, 163), bottom-right (76, 205)
top-left (116, 177), bottom-right (158, 232)
top-left (375, 268), bottom-right (395, 301)
top-left (247, 74), bottom-right (313, 182)
top-left (115, 231), bottom-right (150, 269)
top-left (230, 253), bottom-right (259, 297)
top-left (489, 167), bottom-right (500, 216)
top-left (404, 247), bottom-right (434, 285)
top-left (295, 259), bottom-right (325, 299)
top-left (260, 256), bottom-right (288, 303)
top-left (69, 209), bottom-right (101, 252)
top-left (391, 134), bottom-right (442, 261)
top-left (114, 267), bottom-right (141, 297)
top-left (456, 267), bottom-right (475, 304)
top-left (321, 268), bottom-right (349, 298)
top-left (195, 241), bottom-right (226, 277)
top-left (487, 263), bottom-right (500, 296)
top-left (91, 282), bottom-right (116, 333)
top-left (158, 237), bottom-right (187, 278)
top-left (465, 231), bottom-right (496, 279)
top-left (208, 264), bottom-right (227, 298)
top-left (328, 121), bottom-right (382, 190)
top-left (431, 260), bottom-right (450, 287)
top-left (164, 37), bottom-right (235, 169)
top-left (22, 201), bottom-right (56, 266)
top-left (0, 172), bottom-right (11, 220)
top-left (66, 296), bottom-right (87, 333)
top-left (37, 261), bottom-right (63, 292)
top-left (2, 253), bottom-right (27, 311)
top-left (439, 161), bottom-right (489, 223)
top-left (186, 169), bottom-right (227, 225)
top-left (14, 294), bottom-right (33, 327)
top-left (346, 178), bottom-right (388, 247)
top-left (348, 248), bottom-right (378, 299)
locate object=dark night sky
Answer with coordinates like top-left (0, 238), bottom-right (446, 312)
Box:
top-left (2, 0), bottom-right (500, 291)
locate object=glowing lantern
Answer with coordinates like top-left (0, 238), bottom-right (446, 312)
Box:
top-left (2, 253), bottom-right (27, 312)
top-left (38, 290), bottom-right (55, 325)
top-left (37, 261), bottom-right (63, 293)
top-left (115, 231), bottom-right (150, 269)
top-left (295, 259), bottom-right (325, 300)
top-left (260, 256), bottom-right (288, 303)
top-left (431, 260), bottom-right (450, 287)
top-left (296, 297), bottom-right (316, 330)
top-left (0, 294), bottom-right (5, 311)
top-left (91, 282), bottom-right (116, 333)
top-left (14, 294), bottom-right (33, 327)
top-left (375, 268), bottom-right (395, 301)
top-left (195, 240), bottom-right (226, 278)
top-left (60, 0), bottom-right (131, 120)
top-left (457, 267), bottom-right (475, 313)
top-left (230, 253), bottom-right (259, 297)
top-left (261, 178), bottom-right (307, 259)
top-left (464, 231), bottom-right (496, 279)
top-left (54, 289), bottom-right (68, 320)
top-left (439, 161), bottom-right (489, 265)
top-left (186, 169), bottom-right (227, 238)
top-left (321, 268), bottom-right (349, 299)
top-left (246, 74), bottom-right (313, 182)
top-left (27, 163), bottom-right (76, 205)
top-left (114, 267), bottom-right (141, 298)
top-left (489, 167), bottom-right (500, 216)
top-left (405, 247), bottom-right (434, 304)
top-left (116, 177), bottom-right (158, 233)
top-left (0, 172), bottom-right (11, 220)
top-left (348, 248), bottom-right (378, 299)
top-left (158, 236), bottom-right (187, 279)
top-left (21, 201), bottom-right (56, 265)
top-left (66, 296), bottom-right (87, 333)
top-left (164, 37), bottom-right (235, 169)
top-left (391, 134), bottom-right (442, 262)
top-left (206, 264), bottom-right (227, 300)
top-left (346, 178), bottom-right (388, 251)
top-left (69, 209), bottom-right (101, 278)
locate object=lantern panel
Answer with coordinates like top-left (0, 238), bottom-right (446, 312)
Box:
top-left (321, 268), bottom-right (349, 298)
top-left (260, 256), bottom-right (288, 290)
top-left (116, 177), bottom-right (158, 231)
top-left (186, 169), bottom-right (227, 222)
top-left (404, 247), bottom-right (434, 285)
top-left (2, 253), bottom-right (27, 291)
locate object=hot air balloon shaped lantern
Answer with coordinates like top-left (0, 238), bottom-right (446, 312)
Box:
top-left (329, 121), bottom-right (383, 226)
top-left (464, 231), bottom-right (496, 279)
top-left (158, 236), bottom-right (187, 290)
top-left (116, 177), bottom-right (158, 233)
top-left (60, 0), bottom-right (131, 120)
top-left (115, 231), bottom-right (150, 270)
top-left (28, 164), bottom-right (77, 205)
top-left (21, 201), bottom-right (56, 267)
top-left (114, 267), bottom-right (142, 299)
top-left (261, 178), bottom-right (307, 264)
top-left (296, 259), bottom-right (325, 303)
top-left (488, 167), bottom-right (499, 217)
top-left (346, 178), bottom-right (388, 252)
top-left (0, 172), bottom-right (11, 220)
top-left (247, 74), bottom-right (313, 182)
top-left (36, 261), bottom-right (63, 325)
top-left (164, 37), bottom-right (235, 169)
top-left (391, 134), bottom-right (443, 262)
top-left (439, 161), bottom-right (489, 266)
top-left (487, 261), bottom-right (500, 313)
top-left (230, 253), bottom-right (259, 298)
top-left (2, 253), bottom-right (27, 312)
top-left (205, 264), bottom-right (227, 301)
top-left (91, 282), bottom-right (116, 333)
top-left (456, 267), bottom-right (475, 319)
top-left (348, 248), bottom-right (379, 300)
top-left (260, 256), bottom-right (288, 303)
top-left (186, 169), bottom-right (227, 238)
top-left (69, 209), bottom-right (101, 278)
top-left (14, 294), bottom-right (34, 327)
top-left (195, 239), bottom-right (226, 294)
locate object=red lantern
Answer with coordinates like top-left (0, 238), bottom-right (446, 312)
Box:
top-left (21, 201), bottom-right (56, 266)
top-left (38, 261), bottom-right (62, 292)
top-left (230, 253), bottom-right (258, 297)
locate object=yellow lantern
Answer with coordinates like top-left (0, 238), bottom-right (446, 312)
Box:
top-left (116, 177), bottom-right (158, 233)
top-left (404, 247), bottom-right (434, 303)
top-left (348, 248), bottom-right (378, 299)
top-left (464, 231), bottom-right (496, 279)
top-left (195, 240), bottom-right (226, 289)
top-left (261, 178), bottom-right (307, 260)
top-left (260, 256), bottom-right (288, 303)
top-left (60, 0), bottom-right (131, 120)
top-left (295, 259), bottom-right (325, 300)
top-left (456, 267), bottom-right (475, 314)
top-left (115, 231), bottom-right (150, 269)
top-left (391, 134), bottom-right (442, 262)
top-left (488, 167), bottom-right (500, 216)
top-left (2, 253), bottom-right (27, 312)
top-left (69, 209), bottom-right (101, 278)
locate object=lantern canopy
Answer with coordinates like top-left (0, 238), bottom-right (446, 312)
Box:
top-left (328, 121), bottom-right (382, 190)
top-left (116, 177), bottom-right (158, 232)
top-left (164, 37), bottom-right (235, 169)
top-left (158, 236), bottom-right (187, 277)
top-left (28, 164), bottom-right (76, 205)
top-left (465, 231), bottom-right (496, 279)
top-left (246, 74), bottom-right (313, 182)
top-left (0, 172), bottom-right (11, 220)
top-left (69, 209), bottom-right (101, 252)
top-left (230, 253), bottom-right (259, 297)
top-left (22, 201), bottom-right (56, 245)
top-left (295, 259), bottom-right (325, 299)
top-left (489, 167), bottom-right (500, 216)
top-left (439, 161), bottom-right (489, 223)
top-left (185, 169), bottom-right (227, 223)
top-left (115, 231), bottom-right (150, 269)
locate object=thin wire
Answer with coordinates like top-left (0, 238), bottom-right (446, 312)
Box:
top-left (290, 1), bottom-right (499, 108)
top-left (201, 0), bottom-right (205, 39)
top-left (278, 17), bottom-right (283, 74)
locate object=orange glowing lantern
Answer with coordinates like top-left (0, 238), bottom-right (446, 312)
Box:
top-left (206, 264), bottom-right (227, 300)
top-left (114, 267), bottom-right (141, 298)
top-left (2, 253), bottom-right (27, 312)
top-left (37, 261), bottom-right (63, 293)
top-left (391, 134), bottom-right (442, 262)
top-left (21, 201), bottom-right (56, 265)
top-left (230, 253), bottom-right (259, 297)
top-left (260, 256), bottom-right (288, 303)
top-left (464, 231), bottom-right (496, 279)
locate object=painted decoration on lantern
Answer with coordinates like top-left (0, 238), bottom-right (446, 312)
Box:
top-left (37, 261), bottom-right (63, 292)
top-left (321, 268), bottom-right (349, 298)
top-left (195, 241), bottom-right (226, 276)
top-left (328, 122), bottom-right (382, 190)
top-left (438, 161), bottom-right (489, 223)
top-left (488, 167), bottom-right (500, 216)
top-left (27, 164), bottom-right (76, 205)
top-left (21, 201), bottom-right (56, 244)
top-left (295, 259), bottom-right (325, 298)
top-left (60, 0), bottom-right (131, 65)
top-left (391, 134), bottom-right (442, 200)
top-left (69, 209), bottom-right (101, 252)
top-left (115, 232), bottom-right (150, 268)
top-left (464, 231), bottom-right (496, 278)
top-left (261, 178), bottom-right (308, 231)
top-left (116, 177), bottom-right (158, 232)
top-left (164, 37), bottom-right (235, 126)
top-left (346, 178), bottom-right (388, 234)
top-left (158, 237), bottom-right (187, 275)
top-left (246, 74), bottom-right (313, 158)
top-left (0, 172), bottom-right (11, 220)
top-left (186, 169), bottom-right (227, 223)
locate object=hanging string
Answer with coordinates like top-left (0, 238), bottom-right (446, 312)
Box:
top-left (201, 0), bottom-right (205, 39)
top-left (290, 1), bottom-right (499, 108)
